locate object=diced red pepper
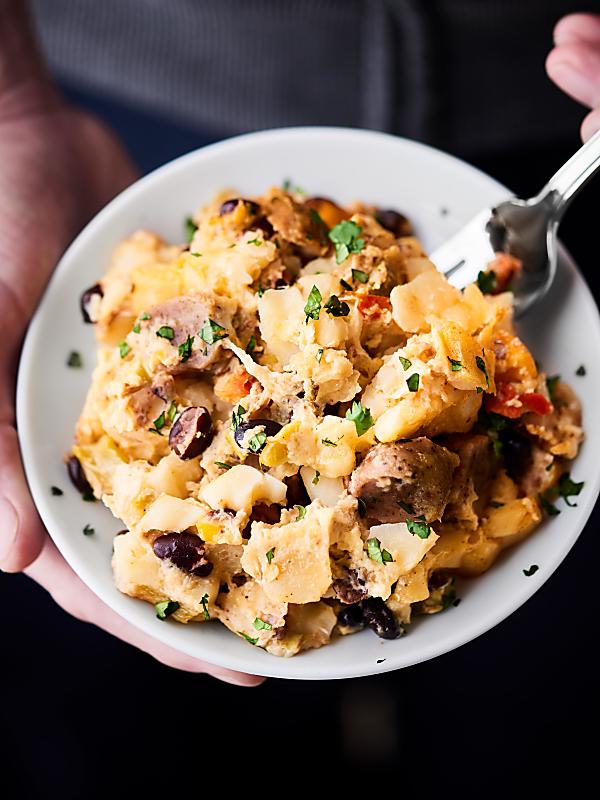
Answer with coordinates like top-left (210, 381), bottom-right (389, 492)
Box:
top-left (485, 382), bottom-right (553, 418)
top-left (357, 294), bottom-right (392, 317)
top-left (519, 392), bottom-right (553, 416)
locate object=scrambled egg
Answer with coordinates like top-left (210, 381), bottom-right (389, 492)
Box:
top-left (72, 188), bottom-right (584, 656)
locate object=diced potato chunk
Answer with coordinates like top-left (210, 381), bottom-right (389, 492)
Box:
top-left (200, 464), bottom-right (287, 513)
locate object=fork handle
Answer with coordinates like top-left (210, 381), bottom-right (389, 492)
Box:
top-left (540, 126), bottom-right (600, 219)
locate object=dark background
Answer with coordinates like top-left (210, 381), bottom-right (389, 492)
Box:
top-left (1, 78), bottom-right (599, 797)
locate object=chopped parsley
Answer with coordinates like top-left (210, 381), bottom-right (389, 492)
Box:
top-left (523, 564), bottom-right (539, 577)
top-left (447, 357), bottom-right (463, 371)
top-left (232, 405), bottom-right (246, 431)
top-left (67, 351), bottom-right (82, 368)
top-left (399, 356), bottom-right (412, 371)
top-left (132, 323), bottom-right (141, 334)
top-left (352, 268), bottom-right (369, 284)
top-left (140, 312), bottom-right (151, 321)
top-left (246, 237), bottom-right (262, 246)
top-left (304, 284), bottom-right (323, 322)
top-left (83, 524), bottom-right (94, 536)
top-left (558, 473), bottom-right (584, 507)
top-left (406, 373), bottom-right (420, 392)
top-left (406, 518), bottom-right (432, 539)
top-left (324, 294), bottom-right (350, 317)
top-left (200, 593), bottom-right (210, 621)
top-left (295, 505), bottom-right (306, 521)
top-left (266, 547), bottom-right (275, 564)
top-left (576, 364), bottom-right (586, 376)
top-left (475, 353), bottom-right (490, 388)
top-left (253, 617), bottom-right (273, 631)
top-left (184, 216), bottom-right (198, 243)
top-left (245, 335), bottom-right (256, 356)
top-left (546, 374), bottom-right (560, 403)
top-left (199, 319), bottom-right (228, 344)
top-left (367, 537), bottom-right (393, 565)
top-left (282, 178), bottom-right (305, 194)
top-left (397, 501), bottom-right (414, 514)
top-left (167, 401), bottom-right (177, 423)
top-left (118, 341), bottom-right (131, 358)
top-left (545, 462), bottom-right (554, 472)
top-left (156, 325), bottom-right (175, 340)
top-left (328, 220), bottom-right (365, 264)
top-left (539, 494), bottom-right (560, 517)
top-left (316, 348), bottom-right (324, 363)
top-left (149, 410), bottom-right (166, 435)
top-left (309, 208), bottom-right (328, 231)
top-left (178, 334), bottom-right (194, 362)
top-left (257, 283), bottom-right (265, 298)
top-left (239, 631), bottom-right (259, 645)
top-left (155, 600), bottom-right (179, 620)
top-left (51, 486), bottom-right (63, 496)
top-left (312, 470), bottom-right (320, 485)
top-left (345, 401), bottom-right (374, 436)
top-left (477, 270), bottom-right (497, 294)
top-left (340, 278), bottom-right (353, 291)
top-left (321, 438), bottom-right (337, 447)
top-left (489, 500), bottom-right (505, 508)
top-left (215, 461), bottom-right (232, 470)
top-left (247, 431), bottom-right (268, 453)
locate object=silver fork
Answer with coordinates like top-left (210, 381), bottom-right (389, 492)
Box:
top-left (430, 126), bottom-right (600, 317)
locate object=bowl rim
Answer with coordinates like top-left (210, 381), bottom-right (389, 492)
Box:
top-left (16, 126), bottom-right (600, 679)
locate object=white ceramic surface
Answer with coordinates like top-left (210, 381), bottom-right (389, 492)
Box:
top-left (16, 127), bottom-right (600, 680)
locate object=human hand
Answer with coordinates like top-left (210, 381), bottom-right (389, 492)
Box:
top-left (0, 2), bottom-right (262, 686)
top-left (546, 13), bottom-right (600, 142)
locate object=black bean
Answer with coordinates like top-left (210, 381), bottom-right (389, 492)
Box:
top-left (153, 532), bottom-right (213, 577)
top-left (168, 407), bottom-right (213, 459)
top-left (219, 198), bottom-right (259, 217)
top-left (80, 283), bottom-right (103, 323)
top-left (233, 418), bottom-right (282, 450)
top-left (499, 428), bottom-right (532, 482)
top-left (337, 604), bottom-right (365, 630)
top-left (362, 598), bottom-right (402, 640)
top-left (375, 209), bottom-right (413, 237)
top-left (333, 569), bottom-right (368, 604)
top-left (66, 455), bottom-right (95, 500)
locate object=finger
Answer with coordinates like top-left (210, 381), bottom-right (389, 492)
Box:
top-left (26, 537), bottom-right (265, 686)
top-left (546, 42), bottom-right (600, 109)
top-left (0, 422), bottom-right (45, 572)
top-left (554, 14), bottom-right (600, 46)
top-left (581, 106), bottom-right (600, 141)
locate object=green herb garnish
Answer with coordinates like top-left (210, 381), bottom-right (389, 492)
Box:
top-left (340, 278), bottom-right (353, 291)
top-left (253, 617), bottom-right (273, 631)
top-left (83, 524), bottom-right (94, 536)
top-left (406, 373), bottom-right (420, 392)
top-left (576, 364), bottom-right (586, 376)
top-left (367, 537), bottom-right (393, 565)
top-left (477, 270), bottom-right (497, 294)
top-left (232, 405), bottom-right (246, 431)
top-left (132, 323), bottom-right (141, 334)
top-left (539, 494), bottom-right (560, 517)
top-left (245, 335), bottom-right (256, 356)
top-left (200, 593), bottom-right (210, 621)
top-left (51, 486), bottom-right (63, 496)
top-left (155, 600), bottom-right (179, 620)
top-left (247, 237), bottom-right (262, 246)
top-left (489, 500), bottom-right (505, 508)
top-left (239, 631), bottom-right (259, 645)
top-left (215, 461), bottom-right (232, 470)
top-left (167, 401), bottom-right (177, 423)
top-left (199, 319), bottom-right (228, 344)
top-left (312, 470), bottom-right (320, 485)
top-left (156, 325), bottom-right (175, 340)
top-left (321, 438), bottom-right (337, 447)
top-left (140, 312), bottom-right (151, 321)
top-left (523, 564), bottom-right (539, 577)
top-left (447, 357), bottom-right (463, 371)
top-left (184, 216), bottom-right (198, 243)
top-left (316, 348), bottom-right (324, 363)
top-left (248, 431), bottom-right (268, 453)
top-left (476, 353), bottom-right (489, 388)
top-left (149, 410), bottom-right (166, 435)
top-left (546, 374), bottom-right (560, 403)
top-left (406, 518), bottom-right (432, 539)
top-left (324, 294), bottom-right (350, 317)
top-left (558, 473), bottom-right (584, 507)
top-left (328, 220), bottom-right (365, 264)
top-left (266, 548), bottom-right (275, 564)
top-left (295, 505), bottom-right (306, 521)
top-left (118, 341), bottom-right (131, 358)
top-left (345, 401), bottom-right (374, 437)
top-left (67, 351), bottom-right (82, 368)
top-left (352, 268), bottom-right (369, 284)
top-left (304, 284), bottom-right (323, 322)
top-left (178, 334), bottom-right (194, 362)
top-left (399, 356), bottom-right (412, 371)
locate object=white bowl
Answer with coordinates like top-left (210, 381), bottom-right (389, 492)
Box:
top-left (17, 127), bottom-right (600, 680)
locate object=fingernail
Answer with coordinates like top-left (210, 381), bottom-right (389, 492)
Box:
top-left (551, 60), bottom-right (600, 107)
top-left (0, 496), bottom-right (18, 568)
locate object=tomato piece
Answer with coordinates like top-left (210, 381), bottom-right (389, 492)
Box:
top-left (486, 252), bottom-right (522, 293)
top-left (357, 294), bottom-right (392, 317)
top-left (485, 382), bottom-right (521, 418)
top-left (519, 392), bottom-right (553, 416)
